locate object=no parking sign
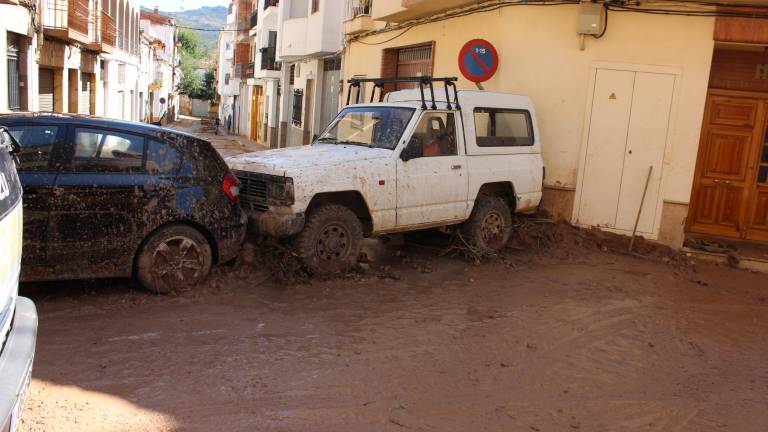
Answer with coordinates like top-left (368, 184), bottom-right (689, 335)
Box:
top-left (458, 39), bottom-right (499, 83)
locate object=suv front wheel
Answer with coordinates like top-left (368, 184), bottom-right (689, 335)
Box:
top-left (295, 205), bottom-right (363, 275)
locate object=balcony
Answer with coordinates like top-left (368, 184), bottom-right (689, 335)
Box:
top-left (236, 62), bottom-right (254, 79)
top-left (86, 11), bottom-right (116, 53)
top-left (373, 0), bottom-right (482, 23)
top-left (263, 0), bottom-right (278, 10)
top-left (249, 10), bottom-right (258, 36)
top-left (43, 0), bottom-right (95, 44)
top-left (344, 0), bottom-right (374, 35)
top-left (259, 47), bottom-right (279, 71)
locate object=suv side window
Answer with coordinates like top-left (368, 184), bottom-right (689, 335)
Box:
top-left (474, 108), bottom-right (534, 147)
top-left (405, 112), bottom-right (457, 158)
top-left (146, 139), bottom-right (180, 174)
top-left (72, 128), bottom-right (145, 172)
top-left (7, 125), bottom-right (58, 171)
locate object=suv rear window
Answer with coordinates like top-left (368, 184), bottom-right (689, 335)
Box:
top-left (7, 125), bottom-right (58, 171)
top-left (474, 108), bottom-right (534, 147)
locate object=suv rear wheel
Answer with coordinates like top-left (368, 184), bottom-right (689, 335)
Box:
top-left (136, 224), bottom-right (213, 294)
top-left (461, 196), bottom-right (513, 252)
top-left (295, 205), bottom-right (363, 275)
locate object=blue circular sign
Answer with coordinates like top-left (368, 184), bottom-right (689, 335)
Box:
top-left (458, 39), bottom-right (499, 83)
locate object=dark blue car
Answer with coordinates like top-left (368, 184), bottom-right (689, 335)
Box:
top-left (0, 114), bottom-right (247, 294)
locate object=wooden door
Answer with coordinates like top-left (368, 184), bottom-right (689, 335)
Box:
top-left (689, 93), bottom-right (765, 238)
top-left (250, 86), bottom-right (262, 143)
top-left (745, 122), bottom-right (768, 240)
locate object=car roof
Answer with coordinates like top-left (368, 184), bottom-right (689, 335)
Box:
top-left (0, 113), bottom-right (199, 140)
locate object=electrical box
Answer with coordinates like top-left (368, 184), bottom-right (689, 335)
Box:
top-left (578, 2), bottom-right (604, 35)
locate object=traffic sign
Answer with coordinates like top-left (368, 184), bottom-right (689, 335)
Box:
top-left (458, 39), bottom-right (499, 83)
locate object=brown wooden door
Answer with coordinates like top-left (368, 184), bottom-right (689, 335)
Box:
top-left (689, 93), bottom-right (765, 238)
top-left (745, 124), bottom-right (768, 240)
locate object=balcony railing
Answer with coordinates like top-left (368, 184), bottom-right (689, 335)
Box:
top-left (346, 0), bottom-right (371, 19)
top-left (236, 62), bottom-right (254, 78)
top-left (250, 10), bottom-right (258, 28)
top-left (101, 11), bottom-right (116, 47)
top-left (264, 0), bottom-right (278, 10)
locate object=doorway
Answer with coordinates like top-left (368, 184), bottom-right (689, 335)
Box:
top-left (574, 66), bottom-right (677, 237)
top-left (319, 57), bottom-right (341, 132)
top-left (688, 90), bottom-right (768, 241)
top-left (250, 85), bottom-right (263, 143)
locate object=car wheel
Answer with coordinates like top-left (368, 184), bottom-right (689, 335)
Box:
top-left (461, 196), bottom-right (513, 252)
top-left (136, 224), bottom-right (213, 294)
top-left (295, 205), bottom-right (363, 275)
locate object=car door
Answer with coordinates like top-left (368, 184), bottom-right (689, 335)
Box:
top-left (396, 111), bottom-right (469, 227)
top-left (4, 123), bottom-right (66, 269)
top-left (47, 126), bottom-right (152, 278)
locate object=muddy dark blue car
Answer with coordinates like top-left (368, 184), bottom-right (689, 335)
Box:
top-left (0, 114), bottom-right (247, 294)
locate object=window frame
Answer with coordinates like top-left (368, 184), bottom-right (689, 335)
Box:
top-left (292, 89), bottom-right (304, 127)
top-left (473, 108), bottom-right (535, 148)
top-left (403, 110), bottom-right (459, 158)
top-left (63, 125), bottom-right (149, 173)
top-left (4, 123), bottom-right (65, 172)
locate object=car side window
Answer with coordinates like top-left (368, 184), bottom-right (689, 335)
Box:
top-left (7, 125), bottom-right (58, 171)
top-left (72, 128), bottom-right (145, 172)
top-left (474, 108), bottom-right (534, 147)
top-left (146, 139), bottom-right (180, 174)
top-left (405, 112), bottom-right (457, 158)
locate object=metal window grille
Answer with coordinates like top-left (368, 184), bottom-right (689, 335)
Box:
top-left (292, 89), bottom-right (303, 127)
top-left (7, 33), bottom-right (20, 111)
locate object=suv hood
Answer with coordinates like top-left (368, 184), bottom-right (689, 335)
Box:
top-left (227, 144), bottom-right (392, 175)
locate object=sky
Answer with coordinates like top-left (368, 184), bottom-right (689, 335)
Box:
top-left (139, 0), bottom-right (228, 12)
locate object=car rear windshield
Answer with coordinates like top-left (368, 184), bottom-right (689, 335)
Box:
top-left (164, 133), bottom-right (229, 178)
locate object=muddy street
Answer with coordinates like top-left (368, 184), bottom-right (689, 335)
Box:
top-left (15, 230), bottom-right (768, 432)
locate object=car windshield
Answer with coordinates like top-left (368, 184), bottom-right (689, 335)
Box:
top-left (316, 106), bottom-right (415, 150)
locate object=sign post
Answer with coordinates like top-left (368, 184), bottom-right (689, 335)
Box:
top-left (458, 39), bottom-right (499, 88)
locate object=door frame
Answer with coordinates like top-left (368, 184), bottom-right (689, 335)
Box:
top-left (687, 88), bottom-right (768, 240)
top-left (572, 62), bottom-right (681, 239)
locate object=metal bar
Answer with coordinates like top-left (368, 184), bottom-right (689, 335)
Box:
top-left (418, 81), bottom-right (427, 110)
top-left (443, 84), bottom-right (452, 110)
top-left (369, 84), bottom-right (378, 103)
top-left (449, 82), bottom-right (461, 110)
top-left (428, 80), bottom-right (437, 110)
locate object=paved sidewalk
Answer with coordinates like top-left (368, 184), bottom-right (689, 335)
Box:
top-left (169, 115), bottom-right (269, 159)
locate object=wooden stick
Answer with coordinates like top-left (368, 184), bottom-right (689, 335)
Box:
top-left (629, 165), bottom-right (654, 254)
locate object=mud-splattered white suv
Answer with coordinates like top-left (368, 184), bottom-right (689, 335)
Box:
top-left (229, 77), bottom-right (543, 273)
top-left (0, 127), bottom-right (37, 432)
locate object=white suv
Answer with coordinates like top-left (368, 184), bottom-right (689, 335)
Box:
top-left (228, 77), bottom-right (544, 273)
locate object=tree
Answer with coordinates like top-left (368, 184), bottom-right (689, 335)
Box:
top-left (177, 28), bottom-right (207, 60)
top-left (177, 29), bottom-right (214, 100)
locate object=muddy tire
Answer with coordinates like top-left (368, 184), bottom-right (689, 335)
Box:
top-left (461, 196), bottom-right (513, 252)
top-left (136, 225), bottom-right (213, 294)
top-left (295, 205), bottom-right (363, 275)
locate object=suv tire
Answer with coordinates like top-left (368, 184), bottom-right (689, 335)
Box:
top-left (461, 196), bottom-right (513, 252)
top-left (295, 205), bottom-right (363, 275)
top-left (136, 224), bottom-right (213, 294)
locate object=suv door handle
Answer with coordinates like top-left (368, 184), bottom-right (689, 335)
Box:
top-left (451, 164), bottom-right (462, 170)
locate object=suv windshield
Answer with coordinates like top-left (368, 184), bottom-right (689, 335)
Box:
top-left (316, 106), bottom-right (415, 150)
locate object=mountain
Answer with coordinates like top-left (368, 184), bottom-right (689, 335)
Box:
top-left (142, 6), bottom-right (227, 56)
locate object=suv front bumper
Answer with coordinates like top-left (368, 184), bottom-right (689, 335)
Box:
top-left (246, 210), bottom-right (305, 238)
top-left (0, 297), bottom-right (38, 432)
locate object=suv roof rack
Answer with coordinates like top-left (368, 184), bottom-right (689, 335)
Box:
top-left (346, 76), bottom-right (461, 111)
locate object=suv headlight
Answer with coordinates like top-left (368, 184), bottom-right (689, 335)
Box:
top-left (266, 178), bottom-right (294, 205)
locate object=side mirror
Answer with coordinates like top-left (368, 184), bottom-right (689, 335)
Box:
top-left (400, 140), bottom-right (421, 162)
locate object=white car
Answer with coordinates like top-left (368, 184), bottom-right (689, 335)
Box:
top-left (228, 77), bottom-right (544, 273)
top-left (0, 127), bottom-right (37, 432)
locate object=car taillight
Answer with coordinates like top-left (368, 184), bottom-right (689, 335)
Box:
top-left (223, 172), bottom-right (240, 204)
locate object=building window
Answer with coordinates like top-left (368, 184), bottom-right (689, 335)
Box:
top-left (6, 32), bottom-right (21, 111)
top-left (311, 0), bottom-right (319, 13)
top-left (118, 63), bottom-right (126, 84)
top-left (292, 89), bottom-right (303, 127)
top-left (288, 0), bottom-right (308, 18)
top-left (224, 73), bottom-right (230, 85)
top-left (473, 108), bottom-right (534, 147)
top-left (381, 42), bottom-right (434, 94)
top-left (289, 64), bottom-right (296, 85)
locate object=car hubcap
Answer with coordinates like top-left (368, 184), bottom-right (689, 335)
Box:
top-left (152, 236), bottom-right (204, 288)
top-left (316, 223), bottom-right (350, 261)
top-left (481, 211), bottom-right (505, 247)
